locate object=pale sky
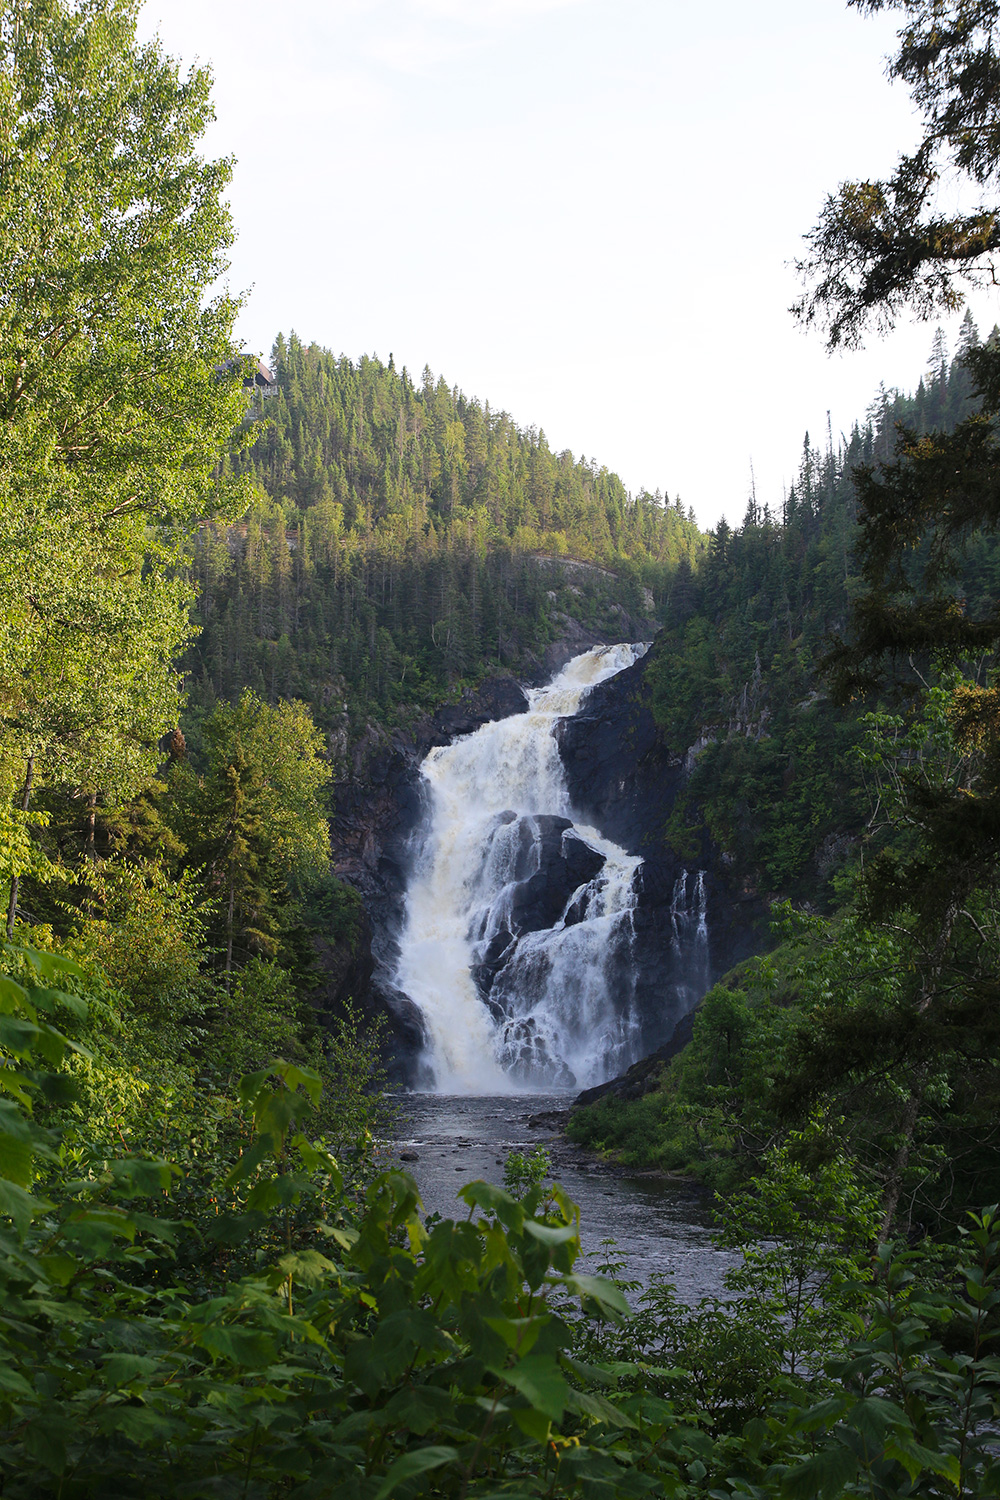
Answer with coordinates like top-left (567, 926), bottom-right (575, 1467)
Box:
top-left (138, 0), bottom-right (999, 530)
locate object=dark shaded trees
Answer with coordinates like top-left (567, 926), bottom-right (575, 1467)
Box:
top-left (790, 0), bottom-right (1000, 1234)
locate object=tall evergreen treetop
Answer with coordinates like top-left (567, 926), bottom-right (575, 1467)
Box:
top-left (796, 0), bottom-right (1000, 348)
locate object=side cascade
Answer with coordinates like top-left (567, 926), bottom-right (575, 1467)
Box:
top-left (394, 643), bottom-right (704, 1093)
top-left (669, 868), bottom-right (710, 1011)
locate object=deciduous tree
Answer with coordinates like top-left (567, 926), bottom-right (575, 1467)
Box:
top-left (0, 0), bottom-right (252, 918)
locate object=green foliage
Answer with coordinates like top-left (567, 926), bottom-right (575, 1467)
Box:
top-left (796, 0), bottom-right (1000, 348)
top-left (642, 422), bottom-right (874, 895)
top-left (70, 858), bottom-right (208, 1023)
top-left (0, 0), bottom-right (251, 911)
top-left (566, 925), bottom-right (824, 1187)
top-left (715, 1122), bottom-right (881, 1377)
top-left (791, 0), bottom-right (1000, 1242)
top-left (167, 689), bottom-right (331, 975)
top-left (207, 957), bottom-right (303, 1079)
top-left (503, 1144), bottom-right (552, 1200)
top-left (184, 336), bottom-right (707, 728)
top-left (776, 1208), bottom-right (1000, 1499)
top-left (5, 943), bottom-right (1000, 1497)
top-left (642, 327), bottom-right (1000, 898)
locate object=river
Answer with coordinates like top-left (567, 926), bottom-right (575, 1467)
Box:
top-left (393, 1092), bottom-right (734, 1303)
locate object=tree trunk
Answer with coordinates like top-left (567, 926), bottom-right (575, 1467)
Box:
top-left (6, 755), bottom-right (35, 939)
top-left (83, 791), bottom-right (97, 917)
top-left (878, 898), bottom-right (960, 1242)
top-left (878, 1071), bottom-right (927, 1243)
top-left (225, 870), bottom-right (235, 983)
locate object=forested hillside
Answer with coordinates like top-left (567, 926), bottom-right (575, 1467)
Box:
top-left (643, 311), bottom-right (999, 896)
top-left (183, 335), bottom-right (705, 727)
top-left (570, 308), bottom-right (1000, 1231)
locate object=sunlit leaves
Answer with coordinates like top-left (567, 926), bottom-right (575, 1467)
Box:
top-left (0, 0), bottom-right (253, 884)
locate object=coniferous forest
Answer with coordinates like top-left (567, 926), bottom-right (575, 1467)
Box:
top-left (185, 334), bottom-right (704, 729)
top-left (8, 1), bottom-right (1000, 1496)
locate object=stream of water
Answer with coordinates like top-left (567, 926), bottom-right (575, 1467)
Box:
top-left (394, 1093), bottom-right (734, 1302)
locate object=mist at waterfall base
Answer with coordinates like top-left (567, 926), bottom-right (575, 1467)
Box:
top-left (393, 644), bottom-right (710, 1094)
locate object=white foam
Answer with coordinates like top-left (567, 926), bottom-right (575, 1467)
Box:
top-left (393, 644), bottom-right (650, 1092)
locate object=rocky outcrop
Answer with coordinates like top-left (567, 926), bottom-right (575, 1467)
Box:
top-left (506, 816), bottom-right (605, 936)
top-left (572, 1008), bottom-right (697, 1109)
top-left (554, 647), bottom-right (770, 1070)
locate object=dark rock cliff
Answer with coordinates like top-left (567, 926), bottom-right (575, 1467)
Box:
top-left (316, 625), bottom-right (768, 1084)
top-left (554, 648), bottom-right (769, 1062)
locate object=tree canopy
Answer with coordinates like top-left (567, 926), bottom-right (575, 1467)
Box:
top-left (796, 0), bottom-right (1000, 348)
top-left (0, 0), bottom-right (251, 913)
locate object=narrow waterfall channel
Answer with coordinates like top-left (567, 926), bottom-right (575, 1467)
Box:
top-left (395, 643), bottom-right (673, 1093)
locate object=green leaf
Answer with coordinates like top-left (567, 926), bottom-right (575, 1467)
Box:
top-left (16, 949), bottom-right (84, 983)
top-left (458, 1178), bottom-right (525, 1232)
top-left (500, 1354), bottom-right (568, 1422)
top-left (0, 1132), bottom-right (33, 1188)
top-left (884, 1436), bottom-right (962, 1485)
top-left (193, 1325), bottom-right (277, 1368)
top-left (485, 1316), bottom-right (544, 1355)
top-left (781, 1443), bottom-right (858, 1500)
top-left (0, 1015), bottom-right (39, 1055)
top-left (237, 1066), bottom-right (272, 1107)
top-left (373, 1446), bottom-right (458, 1500)
top-left (0, 977), bottom-right (28, 1013)
top-left (277, 1249), bottom-right (337, 1287)
top-left (0, 1362), bottom-right (34, 1397)
top-left (522, 1217), bottom-right (578, 1246)
top-left (511, 1407), bottom-right (551, 1442)
top-left (273, 1058), bottom-right (323, 1104)
top-left (35, 1072), bottom-right (80, 1106)
top-left (0, 1178), bottom-right (45, 1235)
top-left (224, 1139), bottom-right (270, 1188)
top-left (382, 1386), bottom-right (454, 1436)
top-left (28, 986), bottom-right (88, 1020)
top-left (95, 1405), bottom-right (174, 1443)
top-left (845, 1394), bottom-right (906, 1446)
top-left (560, 1272), bottom-right (632, 1318)
top-left (109, 1156), bottom-right (177, 1195)
top-left (100, 1354), bottom-right (163, 1389)
top-left (567, 1388), bottom-right (637, 1428)
top-left (23, 1420), bottom-right (67, 1475)
top-left (37, 1252), bottom-right (77, 1287)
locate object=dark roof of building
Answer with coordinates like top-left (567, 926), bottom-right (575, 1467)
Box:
top-left (214, 357), bottom-right (278, 388)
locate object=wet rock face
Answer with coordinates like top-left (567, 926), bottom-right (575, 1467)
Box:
top-left (554, 648), bottom-right (769, 1059)
top-left (553, 650), bottom-right (678, 853)
top-left (322, 674), bottom-right (532, 1080)
top-left (430, 677), bottom-right (529, 742)
top-left (463, 812), bottom-right (606, 998)
top-left (506, 817), bottom-right (605, 937)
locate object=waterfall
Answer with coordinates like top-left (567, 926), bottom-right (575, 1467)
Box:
top-left (394, 643), bottom-right (651, 1093)
top-left (669, 868), bottom-right (710, 1008)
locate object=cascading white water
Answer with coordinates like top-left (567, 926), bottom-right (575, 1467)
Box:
top-left (395, 644), bottom-right (649, 1093)
top-left (669, 868), bottom-right (711, 1007)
